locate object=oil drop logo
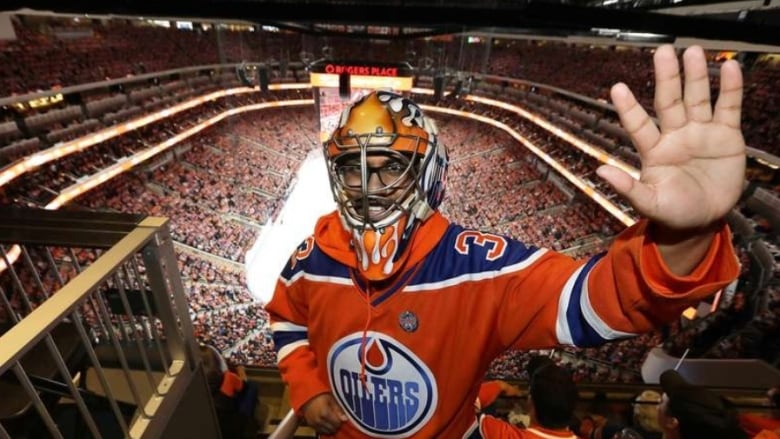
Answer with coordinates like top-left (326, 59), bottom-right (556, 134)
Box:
top-left (328, 332), bottom-right (438, 438)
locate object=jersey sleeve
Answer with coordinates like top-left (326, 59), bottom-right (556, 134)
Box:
top-left (219, 371), bottom-right (244, 397)
top-left (477, 381), bottom-right (504, 410)
top-left (478, 414), bottom-right (530, 438)
top-left (494, 219), bottom-right (739, 349)
top-left (264, 239), bottom-right (331, 412)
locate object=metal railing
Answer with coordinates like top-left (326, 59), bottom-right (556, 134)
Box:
top-left (268, 409), bottom-right (299, 439)
top-left (0, 207), bottom-right (218, 439)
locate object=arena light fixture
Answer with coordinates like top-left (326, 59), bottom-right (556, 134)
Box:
top-left (616, 32), bottom-right (676, 43)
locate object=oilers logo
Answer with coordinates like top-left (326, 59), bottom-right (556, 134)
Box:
top-left (328, 332), bottom-right (438, 438)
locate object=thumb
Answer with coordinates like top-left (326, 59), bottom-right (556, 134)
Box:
top-left (596, 165), bottom-right (655, 215)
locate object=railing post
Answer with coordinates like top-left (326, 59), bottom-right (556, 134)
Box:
top-left (138, 217), bottom-right (199, 370)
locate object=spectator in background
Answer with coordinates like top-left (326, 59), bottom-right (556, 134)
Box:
top-left (479, 360), bottom-right (579, 438)
top-left (657, 370), bottom-right (748, 439)
top-left (631, 391), bottom-right (663, 439)
top-left (588, 390), bottom-right (664, 439)
top-left (200, 345), bottom-right (259, 439)
top-left (476, 379), bottom-right (523, 415)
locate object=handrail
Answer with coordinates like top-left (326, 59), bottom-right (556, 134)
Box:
top-left (0, 208), bottom-right (216, 438)
top-left (0, 225), bottom-right (156, 375)
top-left (268, 409), bottom-right (300, 439)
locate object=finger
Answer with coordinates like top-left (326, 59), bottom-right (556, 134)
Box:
top-left (317, 422), bottom-right (341, 435)
top-left (315, 418), bottom-right (340, 435)
top-left (317, 424), bottom-right (338, 436)
top-left (653, 45), bottom-right (687, 132)
top-left (321, 411), bottom-right (346, 426)
top-left (713, 59), bottom-right (743, 130)
top-left (682, 46), bottom-right (713, 123)
top-left (596, 165), bottom-right (656, 217)
top-left (320, 422), bottom-right (343, 435)
top-left (314, 407), bottom-right (347, 435)
top-left (328, 399), bottom-right (349, 422)
top-left (611, 83), bottom-right (660, 155)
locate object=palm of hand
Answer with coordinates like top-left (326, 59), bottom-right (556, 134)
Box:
top-left (637, 122), bottom-right (745, 229)
top-left (600, 45), bottom-right (746, 230)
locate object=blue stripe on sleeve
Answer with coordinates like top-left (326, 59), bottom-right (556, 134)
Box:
top-left (565, 253), bottom-right (609, 347)
top-left (272, 331), bottom-right (308, 353)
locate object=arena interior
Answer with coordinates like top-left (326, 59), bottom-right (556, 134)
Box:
top-left (0, 1), bottom-right (778, 437)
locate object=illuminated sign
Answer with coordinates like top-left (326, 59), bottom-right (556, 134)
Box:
top-left (310, 60), bottom-right (413, 77)
top-left (310, 73), bottom-right (413, 91)
top-left (323, 64), bottom-right (399, 77)
top-left (12, 93), bottom-right (64, 112)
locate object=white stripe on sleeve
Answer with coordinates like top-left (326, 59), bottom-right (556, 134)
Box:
top-left (271, 322), bottom-right (308, 332)
top-left (555, 264), bottom-right (584, 346)
top-left (579, 270), bottom-right (636, 340)
top-left (277, 340), bottom-right (310, 363)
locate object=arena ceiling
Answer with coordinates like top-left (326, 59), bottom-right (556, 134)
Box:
top-left (5, 0), bottom-right (780, 46)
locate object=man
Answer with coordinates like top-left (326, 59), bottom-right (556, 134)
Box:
top-left (266, 45), bottom-right (744, 437)
top-left (200, 346), bottom-right (258, 439)
top-left (657, 370), bottom-right (748, 439)
top-left (479, 361), bottom-right (580, 438)
top-left (630, 390), bottom-right (663, 439)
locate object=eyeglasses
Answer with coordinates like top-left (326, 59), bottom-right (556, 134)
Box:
top-left (336, 160), bottom-right (410, 188)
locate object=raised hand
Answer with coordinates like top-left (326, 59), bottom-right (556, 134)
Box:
top-left (597, 45), bottom-right (746, 231)
top-left (300, 393), bottom-right (349, 435)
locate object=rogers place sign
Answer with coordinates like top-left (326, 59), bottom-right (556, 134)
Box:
top-left (324, 64), bottom-right (399, 77)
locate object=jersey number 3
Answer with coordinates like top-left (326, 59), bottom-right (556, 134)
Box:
top-left (454, 231), bottom-right (507, 261)
top-left (290, 236), bottom-right (315, 269)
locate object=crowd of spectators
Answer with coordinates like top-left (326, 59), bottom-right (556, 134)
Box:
top-left (706, 284), bottom-right (779, 362)
top-left (0, 17), bottom-right (302, 96)
top-left (68, 107), bottom-right (314, 365)
top-left (485, 347), bottom-right (641, 384)
top-left (192, 303), bottom-right (267, 353)
top-left (0, 246), bottom-right (93, 321)
top-left (489, 42), bottom-right (655, 113)
top-left (0, 94), bottom-right (267, 207)
top-left (742, 58), bottom-right (780, 158)
top-left (177, 252), bottom-right (278, 367)
top-left (487, 39), bottom-right (780, 156)
top-left (178, 253), bottom-right (244, 285)
top-left (498, 202), bottom-right (623, 252)
top-left (151, 162), bottom-right (281, 222)
top-left (225, 326), bottom-right (276, 367)
top-left (187, 283), bottom-right (254, 315)
top-left (143, 108), bottom-right (312, 259)
top-left (3, 16), bottom-right (779, 159)
top-left (0, 100), bottom-right (313, 369)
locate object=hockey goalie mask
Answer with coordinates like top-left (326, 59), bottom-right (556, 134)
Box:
top-left (325, 91), bottom-right (448, 281)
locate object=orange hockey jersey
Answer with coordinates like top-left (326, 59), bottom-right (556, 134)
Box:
top-left (479, 415), bottom-right (580, 439)
top-left (265, 211), bottom-right (738, 438)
